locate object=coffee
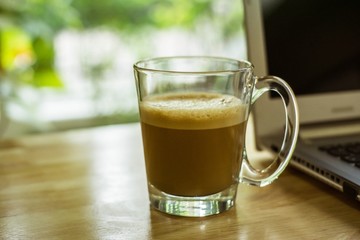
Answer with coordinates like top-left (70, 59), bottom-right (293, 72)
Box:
top-left (140, 92), bottom-right (247, 197)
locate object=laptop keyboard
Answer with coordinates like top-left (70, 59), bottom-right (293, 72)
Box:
top-left (319, 142), bottom-right (360, 168)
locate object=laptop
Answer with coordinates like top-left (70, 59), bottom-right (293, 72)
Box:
top-left (243, 0), bottom-right (360, 201)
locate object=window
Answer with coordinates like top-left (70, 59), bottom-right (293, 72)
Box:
top-left (0, 0), bottom-right (246, 137)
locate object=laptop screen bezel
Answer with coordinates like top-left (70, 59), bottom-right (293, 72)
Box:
top-left (243, 0), bottom-right (360, 139)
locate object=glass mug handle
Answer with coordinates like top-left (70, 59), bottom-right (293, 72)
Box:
top-left (240, 75), bottom-right (300, 187)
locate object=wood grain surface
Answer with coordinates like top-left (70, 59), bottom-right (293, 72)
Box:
top-left (0, 123), bottom-right (359, 240)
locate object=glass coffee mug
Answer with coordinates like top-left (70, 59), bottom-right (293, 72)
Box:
top-left (134, 56), bottom-right (299, 217)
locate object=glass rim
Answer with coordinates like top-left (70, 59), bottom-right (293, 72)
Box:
top-left (133, 56), bottom-right (254, 74)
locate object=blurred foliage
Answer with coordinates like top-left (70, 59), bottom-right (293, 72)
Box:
top-left (0, 0), bottom-right (243, 88)
top-left (0, 0), bottom-right (244, 128)
top-left (0, 0), bottom-right (81, 88)
top-left (0, 0), bottom-right (81, 37)
top-left (71, 0), bottom-right (212, 30)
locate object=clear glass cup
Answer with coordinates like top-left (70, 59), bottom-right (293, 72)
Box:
top-left (134, 56), bottom-right (299, 217)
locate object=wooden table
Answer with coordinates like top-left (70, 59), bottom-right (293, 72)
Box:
top-left (0, 123), bottom-right (359, 239)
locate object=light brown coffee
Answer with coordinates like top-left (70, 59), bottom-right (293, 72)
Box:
top-left (140, 92), bottom-right (247, 197)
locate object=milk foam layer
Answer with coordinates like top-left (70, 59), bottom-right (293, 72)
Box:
top-left (140, 92), bottom-right (247, 129)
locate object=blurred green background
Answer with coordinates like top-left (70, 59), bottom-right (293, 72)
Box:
top-left (0, 0), bottom-right (245, 137)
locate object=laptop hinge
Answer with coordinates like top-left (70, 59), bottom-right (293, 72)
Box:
top-left (300, 119), bottom-right (360, 140)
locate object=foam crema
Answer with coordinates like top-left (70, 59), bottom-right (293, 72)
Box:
top-left (140, 92), bottom-right (247, 129)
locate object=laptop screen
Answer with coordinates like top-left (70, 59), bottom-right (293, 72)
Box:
top-left (261, 0), bottom-right (360, 96)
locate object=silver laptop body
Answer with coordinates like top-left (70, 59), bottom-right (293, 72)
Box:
top-left (243, 0), bottom-right (360, 201)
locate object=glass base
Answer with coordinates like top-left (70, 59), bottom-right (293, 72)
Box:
top-left (148, 184), bottom-right (238, 217)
